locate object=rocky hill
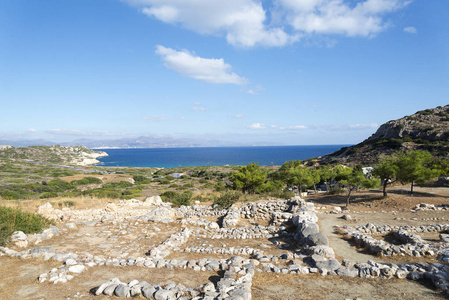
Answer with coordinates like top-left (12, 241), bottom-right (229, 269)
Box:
top-left (0, 145), bottom-right (108, 166)
top-left (321, 105), bottom-right (449, 165)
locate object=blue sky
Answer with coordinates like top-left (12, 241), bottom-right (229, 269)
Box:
top-left (0, 0), bottom-right (448, 146)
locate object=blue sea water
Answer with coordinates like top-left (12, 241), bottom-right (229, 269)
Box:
top-left (93, 145), bottom-right (350, 168)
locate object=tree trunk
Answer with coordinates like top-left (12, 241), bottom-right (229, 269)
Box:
top-left (346, 188), bottom-right (352, 207)
top-left (411, 181), bottom-right (414, 195)
top-left (382, 179), bottom-right (388, 198)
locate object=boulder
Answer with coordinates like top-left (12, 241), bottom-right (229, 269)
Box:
top-left (302, 233), bottom-right (329, 247)
top-left (315, 259), bottom-right (341, 272)
top-left (154, 288), bottom-right (175, 300)
top-left (295, 222), bottom-right (319, 240)
top-left (114, 284), bottom-right (130, 297)
top-left (140, 207), bottom-right (175, 222)
top-left (144, 196), bottom-right (164, 206)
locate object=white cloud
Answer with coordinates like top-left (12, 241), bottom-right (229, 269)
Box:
top-left (231, 114), bottom-right (245, 119)
top-left (277, 0), bottom-right (411, 37)
top-left (155, 45), bottom-right (246, 85)
top-left (404, 26), bottom-right (417, 34)
top-left (132, 0), bottom-right (296, 47)
top-left (27, 128), bottom-right (37, 132)
top-left (346, 123), bottom-right (379, 129)
top-left (248, 123), bottom-right (266, 130)
top-left (125, 0), bottom-right (410, 47)
top-left (271, 124), bottom-right (308, 130)
top-left (143, 114), bottom-right (168, 121)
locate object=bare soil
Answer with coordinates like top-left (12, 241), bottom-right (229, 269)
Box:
top-left (1, 184), bottom-right (448, 299)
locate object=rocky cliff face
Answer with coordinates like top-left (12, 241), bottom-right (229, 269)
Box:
top-left (365, 105), bottom-right (449, 143)
top-left (321, 105), bottom-right (449, 165)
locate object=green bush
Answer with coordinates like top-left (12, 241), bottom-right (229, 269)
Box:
top-left (160, 191), bottom-right (179, 201)
top-left (157, 178), bottom-right (171, 185)
top-left (178, 183), bottom-right (194, 190)
top-left (159, 191), bottom-right (192, 207)
top-left (214, 181), bottom-right (226, 192)
top-left (103, 181), bottom-right (133, 189)
top-left (73, 177), bottom-right (102, 185)
top-left (213, 190), bottom-right (242, 209)
top-left (200, 183), bottom-right (214, 189)
top-left (82, 188), bottom-right (121, 199)
top-left (0, 189), bottom-right (20, 200)
top-left (328, 187), bottom-right (345, 195)
top-left (268, 190), bottom-right (296, 199)
top-left (0, 206), bottom-right (53, 246)
top-left (39, 192), bottom-right (58, 199)
top-left (133, 175), bottom-right (152, 184)
top-left (47, 178), bottom-right (75, 191)
top-left (198, 178), bottom-right (208, 184)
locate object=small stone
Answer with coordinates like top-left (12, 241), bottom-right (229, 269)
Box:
top-left (68, 265), bottom-right (85, 274)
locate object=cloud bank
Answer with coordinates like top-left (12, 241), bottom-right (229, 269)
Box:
top-left (126, 0), bottom-right (411, 47)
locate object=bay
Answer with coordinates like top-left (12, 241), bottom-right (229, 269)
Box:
top-left (94, 145), bottom-right (350, 168)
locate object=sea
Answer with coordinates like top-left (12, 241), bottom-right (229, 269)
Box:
top-left (93, 145), bottom-right (350, 168)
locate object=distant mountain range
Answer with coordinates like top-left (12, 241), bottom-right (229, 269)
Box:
top-left (0, 136), bottom-right (277, 149)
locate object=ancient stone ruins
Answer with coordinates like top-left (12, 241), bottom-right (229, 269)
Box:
top-left (1, 196), bottom-right (449, 299)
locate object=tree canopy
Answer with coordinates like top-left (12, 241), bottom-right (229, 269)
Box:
top-left (230, 162), bottom-right (266, 194)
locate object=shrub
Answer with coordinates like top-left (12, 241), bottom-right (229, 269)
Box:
top-left (133, 175), bottom-right (152, 184)
top-left (200, 183), bottom-right (214, 189)
top-left (178, 183), bottom-right (194, 190)
top-left (328, 187), bottom-right (345, 195)
top-left (0, 206), bottom-right (53, 246)
top-left (198, 178), bottom-right (208, 184)
top-left (0, 189), bottom-right (20, 200)
top-left (214, 181), bottom-right (226, 192)
top-left (82, 188), bottom-right (121, 199)
top-left (103, 181), bottom-right (133, 189)
top-left (157, 178), bottom-right (171, 185)
top-left (159, 191), bottom-right (192, 207)
top-left (47, 178), bottom-right (75, 192)
top-left (213, 190), bottom-right (242, 209)
top-left (74, 177), bottom-right (102, 185)
top-left (39, 192), bottom-right (58, 199)
top-left (268, 190), bottom-right (296, 199)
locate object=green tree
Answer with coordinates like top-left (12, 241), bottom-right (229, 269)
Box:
top-left (278, 160), bottom-right (318, 194)
top-left (230, 162), bottom-right (266, 194)
top-left (372, 156), bottom-right (399, 198)
top-left (318, 165), bottom-right (334, 191)
top-left (339, 165), bottom-right (380, 207)
top-left (432, 157), bottom-right (449, 177)
top-left (395, 150), bottom-right (438, 195)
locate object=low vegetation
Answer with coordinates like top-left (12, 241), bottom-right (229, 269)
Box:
top-left (0, 206), bottom-right (53, 246)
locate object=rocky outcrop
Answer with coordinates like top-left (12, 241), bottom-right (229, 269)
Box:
top-left (365, 105), bottom-right (449, 143)
top-left (322, 105), bottom-right (449, 164)
top-left (0, 145), bottom-right (107, 166)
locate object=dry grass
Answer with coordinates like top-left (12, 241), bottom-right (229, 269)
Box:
top-left (60, 174), bottom-right (133, 184)
top-left (0, 196), bottom-right (117, 213)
